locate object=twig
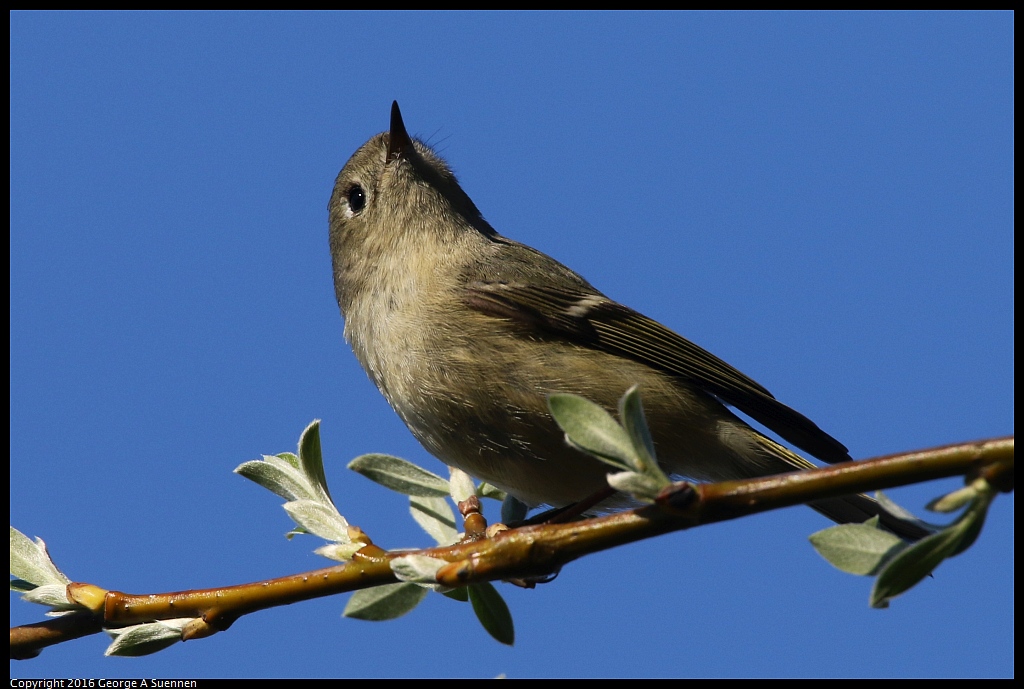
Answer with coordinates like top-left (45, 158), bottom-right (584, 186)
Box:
top-left (10, 435), bottom-right (1013, 659)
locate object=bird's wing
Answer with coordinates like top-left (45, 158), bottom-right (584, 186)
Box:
top-left (464, 278), bottom-right (851, 464)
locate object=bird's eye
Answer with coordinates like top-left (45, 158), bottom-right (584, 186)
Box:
top-left (347, 184), bottom-right (366, 213)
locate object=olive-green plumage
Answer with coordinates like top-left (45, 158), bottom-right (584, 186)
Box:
top-left (329, 102), bottom-right (924, 539)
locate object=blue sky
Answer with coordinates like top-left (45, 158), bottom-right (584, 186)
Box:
top-left (10, 12), bottom-right (1013, 678)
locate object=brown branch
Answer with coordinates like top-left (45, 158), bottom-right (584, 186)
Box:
top-left (9, 612), bottom-right (104, 660)
top-left (10, 435), bottom-right (1013, 660)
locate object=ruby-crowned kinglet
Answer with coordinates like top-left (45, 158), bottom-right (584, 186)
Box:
top-left (329, 102), bottom-right (924, 538)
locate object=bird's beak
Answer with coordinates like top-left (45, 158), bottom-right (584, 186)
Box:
top-left (387, 101), bottom-right (414, 162)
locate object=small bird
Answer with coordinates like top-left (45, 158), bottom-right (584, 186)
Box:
top-left (329, 102), bottom-right (924, 538)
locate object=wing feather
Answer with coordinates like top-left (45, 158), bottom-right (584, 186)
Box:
top-left (465, 280), bottom-right (851, 463)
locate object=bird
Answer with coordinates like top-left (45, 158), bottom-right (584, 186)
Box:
top-left (328, 101), bottom-right (926, 539)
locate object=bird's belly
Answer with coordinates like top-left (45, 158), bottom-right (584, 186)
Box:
top-left (385, 338), bottom-right (752, 507)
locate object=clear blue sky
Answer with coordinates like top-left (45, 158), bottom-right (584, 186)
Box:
top-left (10, 12), bottom-right (1013, 678)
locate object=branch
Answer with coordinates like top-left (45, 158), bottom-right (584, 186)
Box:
top-left (10, 435), bottom-right (1012, 659)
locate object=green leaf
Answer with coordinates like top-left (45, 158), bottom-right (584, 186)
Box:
top-left (618, 386), bottom-right (663, 478)
top-left (22, 583), bottom-right (80, 609)
top-left (547, 394), bottom-right (636, 470)
top-left (926, 485), bottom-right (977, 513)
top-left (314, 542), bottom-right (364, 562)
top-left (298, 420), bottom-right (333, 504)
top-left (348, 454), bottom-right (451, 497)
top-left (9, 527), bottom-right (70, 588)
top-left (477, 482), bottom-right (507, 501)
top-left (442, 587), bottom-right (470, 602)
top-left (105, 618), bottom-right (192, 657)
top-left (282, 500), bottom-right (350, 543)
top-left (468, 582), bottom-right (515, 646)
top-left (875, 491), bottom-right (938, 534)
top-left (448, 467), bottom-right (477, 503)
top-left (946, 492), bottom-right (992, 558)
top-left (275, 452), bottom-right (301, 469)
top-left (234, 455), bottom-right (320, 502)
top-left (926, 478), bottom-right (992, 517)
top-left (809, 523), bottom-right (908, 576)
top-left (343, 582), bottom-right (428, 621)
top-left (871, 482), bottom-right (995, 608)
top-left (870, 515), bottom-right (970, 608)
top-left (410, 495), bottom-right (459, 546)
top-left (390, 554), bottom-right (447, 585)
top-left (606, 471), bottom-right (664, 502)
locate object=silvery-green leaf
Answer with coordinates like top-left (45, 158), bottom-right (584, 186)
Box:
top-left (926, 485), bottom-right (977, 513)
top-left (946, 493), bottom-right (992, 557)
top-left (9, 578), bottom-right (36, 593)
top-left (391, 554), bottom-right (447, 585)
top-left (468, 582), bottom-right (514, 646)
top-left (477, 482), bottom-right (507, 501)
top-left (618, 386), bottom-right (665, 479)
top-left (449, 467), bottom-right (477, 503)
top-left (269, 453), bottom-right (320, 481)
top-left (348, 454), bottom-right (451, 497)
top-left (547, 394), bottom-right (636, 470)
top-left (501, 496), bottom-right (530, 524)
top-left (343, 582), bottom-right (428, 621)
top-left (809, 523), bottom-right (909, 576)
top-left (275, 452), bottom-right (300, 469)
top-left (870, 512), bottom-right (979, 608)
top-left (927, 478), bottom-right (991, 517)
top-left (606, 471), bottom-right (665, 501)
top-left (21, 583), bottom-right (80, 609)
top-left (282, 500), bottom-right (350, 543)
top-left (315, 543), bottom-right (364, 562)
top-left (410, 495), bottom-right (459, 545)
top-left (10, 528), bottom-right (70, 588)
top-left (874, 491), bottom-right (919, 521)
top-left (105, 618), bottom-right (193, 657)
top-left (874, 490), bottom-right (939, 536)
top-left (298, 420), bottom-right (333, 504)
top-left (234, 456), bottom-right (319, 502)
top-left (442, 587), bottom-right (469, 602)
